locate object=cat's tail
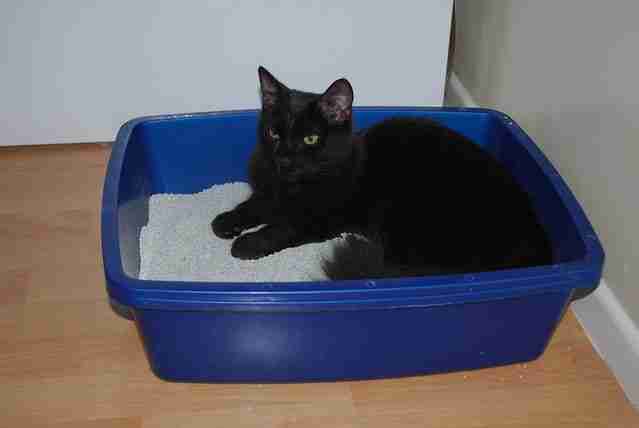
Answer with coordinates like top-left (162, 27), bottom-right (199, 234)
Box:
top-left (321, 234), bottom-right (444, 280)
top-left (322, 233), bottom-right (554, 281)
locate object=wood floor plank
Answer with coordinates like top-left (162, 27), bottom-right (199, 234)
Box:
top-left (0, 144), bottom-right (636, 428)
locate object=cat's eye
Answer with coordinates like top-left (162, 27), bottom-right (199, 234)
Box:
top-left (304, 135), bottom-right (320, 146)
top-left (267, 128), bottom-right (280, 140)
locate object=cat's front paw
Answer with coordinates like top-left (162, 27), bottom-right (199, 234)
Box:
top-left (211, 211), bottom-right (245, 239)
top-left (231, 232), bottom-right (275, 260)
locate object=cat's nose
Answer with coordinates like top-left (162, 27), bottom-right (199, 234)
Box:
top-left (277, 157), bottom-right (293, 170)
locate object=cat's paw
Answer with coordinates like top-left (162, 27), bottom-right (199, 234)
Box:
top-left (211, 211), bottom-right (245, 239)
top-left (231, 232), bottom-right (275, 260)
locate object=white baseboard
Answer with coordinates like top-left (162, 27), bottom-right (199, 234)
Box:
top-left (447, 71), bottom-right (639, 410)
top-left (573, 281), bottom-right (639, 409)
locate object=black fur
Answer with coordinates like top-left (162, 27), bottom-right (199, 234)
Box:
top-left (211, 67), bottom-right (553, 278)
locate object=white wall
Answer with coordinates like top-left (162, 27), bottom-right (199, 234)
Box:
top-left (0, 1), bottom-right (453, 146)
top-left (451, 1), bottom-right (639, 331)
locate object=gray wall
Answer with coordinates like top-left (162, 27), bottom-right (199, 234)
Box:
top-left (452, 2), bottom-right (639, 322)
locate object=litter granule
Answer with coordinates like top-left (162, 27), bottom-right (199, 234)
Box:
top-left (139, 182), bottom-right (348, 282)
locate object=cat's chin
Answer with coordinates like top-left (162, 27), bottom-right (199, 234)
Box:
top-left (279, 175), bottom-right (307, 192)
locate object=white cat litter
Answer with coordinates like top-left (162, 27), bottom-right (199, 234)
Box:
top-left (139, 182), bottom-right (347, 282)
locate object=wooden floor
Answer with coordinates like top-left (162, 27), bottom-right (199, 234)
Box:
top-left (1, 144), bottom-right (637, 428)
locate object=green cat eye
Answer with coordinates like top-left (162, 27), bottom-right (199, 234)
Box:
top-left (304, 135), bottom-right (319, 145)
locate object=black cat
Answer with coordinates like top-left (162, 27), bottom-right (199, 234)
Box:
top-left (211, 67), bottom-right (552, 279)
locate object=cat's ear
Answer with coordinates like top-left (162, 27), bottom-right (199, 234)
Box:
top-left (318, 78), bottom-right (353, 124)
top-left (258, 66), bottom-right (285, 110)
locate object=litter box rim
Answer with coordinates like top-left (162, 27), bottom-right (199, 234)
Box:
top-left (101, 107), bottom-right (604, 312)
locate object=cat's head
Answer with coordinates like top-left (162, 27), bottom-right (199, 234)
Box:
top-left (257, 66), bottom-right (354, 184)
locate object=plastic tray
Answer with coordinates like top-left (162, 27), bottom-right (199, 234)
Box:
top-left (101, 107), bottom-right (604, 382)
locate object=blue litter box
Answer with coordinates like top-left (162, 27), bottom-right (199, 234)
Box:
top-left (101, 107), bottom-right (604, 382)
